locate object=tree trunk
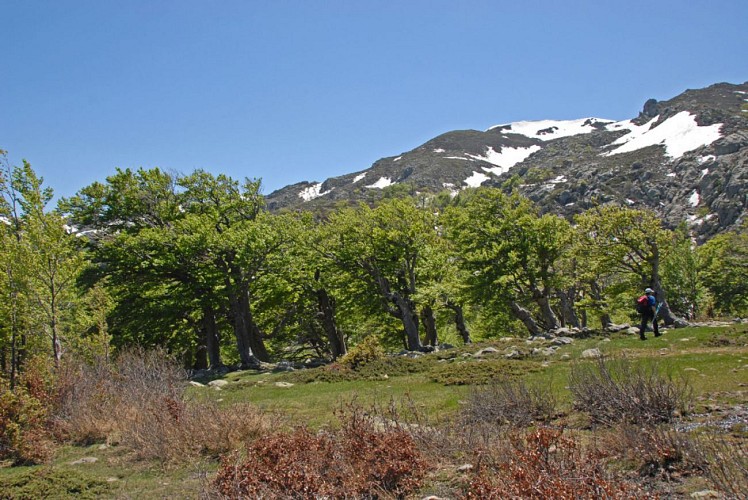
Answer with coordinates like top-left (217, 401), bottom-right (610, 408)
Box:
top-left (202, 304), bottom-right (222, 369)
top-left (392, 293), bottom-right (422, 351)
top-left (10, 317), bottom-right (17, 391)
top-left (589, 281), bottom-right (612, 328)
top-left (649, 249), bottom-right (687, 326)
top-left (193, 344), bottom-right (208, 370)
top-left (228, 291), bottom-right (259, 367)
top-left (247, 321), bottom-right (270, 362)
top-left (51, 303), bottom-right (61, 368)
top-left (556, 288), bottom-right (580, 328)
top-left (596, 312), bottom-right (610, 328)
top-left (421, 305), bottom-right (438, 347)
top-left (446, 300), bottom-right (471, 344)
top-left (650, 278), bottom-right (687, 327)
top-left (316, 286), bottom-right (346, 359)
top-left (535, 293), bottom-right (559, 330)
top-left (510, 300), bottom-right (542, 336)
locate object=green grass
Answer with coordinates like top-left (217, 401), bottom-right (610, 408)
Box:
top-left (0, 443), bottom-right (214, 499)
top-left (191, 323), bottom-right (748, 425)
top-left (207, 369), bottom-right (468, 429)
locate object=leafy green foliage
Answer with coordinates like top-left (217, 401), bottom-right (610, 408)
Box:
top-left (698, 222), bottom-right (748, 316)
top-left (444, 189), bottom-right (572, 332)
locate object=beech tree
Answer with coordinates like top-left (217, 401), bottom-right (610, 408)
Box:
top-left (320, 199), bottom-right (439, 351)
top-left (574, 205), bottom-right (685, 326)
top-left (698, 222), bottom-right (748, 316)
top-left (0, 152), bottom-right (86, 382)
top-left (62, 167), bottom-right (202, 359)
top-left (444, 189), bottom-right (572, 336)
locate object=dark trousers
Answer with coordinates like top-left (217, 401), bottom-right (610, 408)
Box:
top-left (639, 313), bottom-right (660, 337)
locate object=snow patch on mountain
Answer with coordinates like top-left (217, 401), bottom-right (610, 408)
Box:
top-left (464, 171), bottom-right (490, 187)
top-left (689, 190), bottom-right (700, 207)
top-left (443, 182), bottom-right (459, 197)
top-left (488, 118), bottom-right (613, 141)
top-left (603, 112), bottom-right (723, 159)
top-left (366, 177), bottom-right (393, 189)
top-left (353, 172), bottom-right (367, 183)
top-left (467, 145), bottom-right (541, 175)
top-left (299, 183), bottom-right (332, 201)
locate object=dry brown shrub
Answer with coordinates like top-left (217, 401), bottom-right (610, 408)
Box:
top-left (569, 356), bottom-right (691, 426)
top-left (460, 378), bottom-right (556, 428)
top-left (689, 432), bottom-right (748, 497)
top-left (53, 348), bottom-right (275, 465)
top-left (601, 424), bottom-right (706, 481)
top-left (0, 357), bottom-right (59, 465)
top-left (212, 406), bottom-right (427, 498)
top-left (463, 427), bottom-right (650, 499)
top-left (52, 356), bottom-right (116, 443)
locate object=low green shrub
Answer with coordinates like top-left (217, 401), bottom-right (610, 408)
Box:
top-left (339, 335), bottom-right (386, 369)
top-left (430, 359), bottom-right (542, 386)
top-left (0, 467), bottom-right (112, 499)
top-left (279, 356), bottom-right (427, 384)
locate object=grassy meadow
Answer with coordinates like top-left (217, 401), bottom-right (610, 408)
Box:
top-left (2, 322), bottom-right (747, 498)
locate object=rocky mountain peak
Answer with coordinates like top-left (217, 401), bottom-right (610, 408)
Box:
top-left (266, 81), bottom-right (748, 241)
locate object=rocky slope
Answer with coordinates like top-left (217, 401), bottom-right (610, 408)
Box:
top-left (266, 82), bottom-right (748, 240)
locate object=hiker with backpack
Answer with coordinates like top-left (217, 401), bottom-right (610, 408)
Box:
top-left (636, 288), bottom-right (660, 340)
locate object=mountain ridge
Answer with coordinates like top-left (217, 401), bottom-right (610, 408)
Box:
top-left (266, 81), bottom-right (748, 240)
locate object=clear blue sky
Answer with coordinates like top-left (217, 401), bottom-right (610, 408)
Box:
top-left (2, 0), bottom-right (746, 201)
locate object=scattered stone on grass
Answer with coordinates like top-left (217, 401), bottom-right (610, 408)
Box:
top-left (581, 348), bottom-right (602, 359)
top-left (475, 347), bottom-right (500, 357)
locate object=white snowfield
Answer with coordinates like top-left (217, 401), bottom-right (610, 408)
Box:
top-left (602, 112), bottom-right (723, 158)
top-left (467, 145), bottom-right (542, 176)
top-left (365, 177), bottom-right (393, 189)
top-left (298, 183), bottom-right (332, 201)
top-left (489, 117), bottom-right (613, 141)
top-left (464, 171), bottom-right (490, 188)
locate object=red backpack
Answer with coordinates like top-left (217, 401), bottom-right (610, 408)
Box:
top-left (635, 295), bottom-right (649, 314)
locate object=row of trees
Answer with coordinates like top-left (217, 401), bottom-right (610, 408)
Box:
top-left (1, 151), bottom-right (746, 378)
